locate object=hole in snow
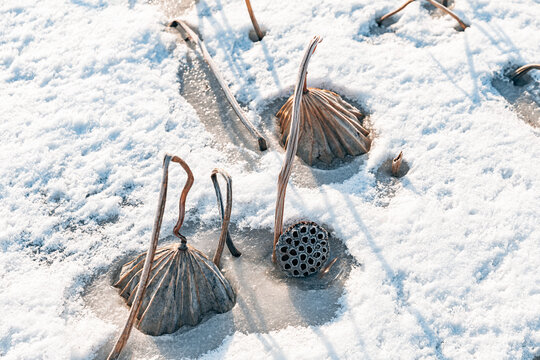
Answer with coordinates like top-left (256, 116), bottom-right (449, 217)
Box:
top-left (248, 27), bottom-right (267, 43)
top-left (374, 156), bottom-right (411, 207)
top-left (85, 224), bottom-right (358, 359)
top-left (422, 0), bottom-right (456, 16)
top-left (492, 66), bottom-right (540, 129)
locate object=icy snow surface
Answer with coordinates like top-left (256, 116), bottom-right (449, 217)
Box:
top-left (1, 0), bottom-right (540, 359)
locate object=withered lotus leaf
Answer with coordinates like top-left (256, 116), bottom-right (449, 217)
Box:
top-left (115, 242), bottom-right (235, 336)
top-left (276, 88), bottom-right (371, 166)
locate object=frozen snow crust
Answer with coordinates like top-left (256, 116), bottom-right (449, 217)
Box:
top-left (1, 0), bottom-right (539, 359)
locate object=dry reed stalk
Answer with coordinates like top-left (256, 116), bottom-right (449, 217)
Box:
top-left (169, 20), bottom-right (268, 151)
top-left (107, 155), bottom-right (186, 360)
top-left (273, 36), bottom-right (322, 263)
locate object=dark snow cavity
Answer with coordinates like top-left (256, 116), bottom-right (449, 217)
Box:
top-left (373, 0), bottom-right (463, 38)
top-left (492, 73), bottom-right (540, 129)
top-left (86, 223), bottom-right (357, 359)
top-left (248, 28), bottom-right (267, 43)
top-left (421, 0), bottom-right (456, 16)
top-left (374, 156), bottom-right (411, 207)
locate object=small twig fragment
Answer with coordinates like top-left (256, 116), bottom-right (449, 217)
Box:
top-left (391, 151), bottom-right (403, 177)
top-left (319, 258), bottom-right (339, 278)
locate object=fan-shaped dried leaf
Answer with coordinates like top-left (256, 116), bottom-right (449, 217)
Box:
top-left (276, 88), bottom-right (371, 166)
top-left (115, 243), bottom-right (235, 336)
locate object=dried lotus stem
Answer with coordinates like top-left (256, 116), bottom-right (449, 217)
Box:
top-left (172, 155), bottom-right (194, 248)
top-left (391, 151), bottom-right (403, 177)
top-left (318, 257), bottom-right (339, 278)
top-left (273, 36), bottom-right (322, 263)
top-left (211, 168), bottom-right (240, 266)
top-left (169, 20), bottom-right (268, 151)
top-left (377, 0), bottom-right (468, 30)
top-left (377, 0), bottom-right (415, 24)
top-left (511, 64), bottom-right (540, 80)
top-left (245, 0), bottom-right (264, 41)
top-left (424, 0), bottom-right (468, 30)
top-left (108, 154), bottom-right (179, 360)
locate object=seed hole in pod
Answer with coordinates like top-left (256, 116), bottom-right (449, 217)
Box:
top-left (300, 226), bottom-right (307, 233)
top-left (303, 272), bottom-right (309, 276)
top-left (315, 244), bottom-right (321, 250)
top-left (293, 270), bottom-right (299, 276)
top-left (292, 259), bottom-right (298, 266)
top-left (284, 263), bottom-right (291, 270)
top-left (286, 238), bottom-right (292, 245)
top-left (294, 240), bottom-right (300, 247)
top-left (310, 228), bottom-right (316, 234)
top-left (309, 267), bottom-right (315, 273)
top-left (306, 246), bottom-right (313, 254)
top-left (320, 241), bottom-right (327, 246)
top-left (300, 254), bottom-right (306, 261)
top-left (300, 264), bottom-right (307, 270)
top-left (317, 233), bottom-right (324, 239)
top-left (310, 238), bottom-right (316, 244)
top-left (308, 258), bottom-right (314, 265)
top-left (322, 256), bottom-right (326, 261)
top-left (281, 255), bottom-right (289, 261)
top-left (280, 247), bottom-right (288, 253)
top-left (292, 231), bottom-right (299, 237)
top-left (290, 249), bottom-right (297, 256)
top-left (316, 261), bottom-right (321, 267)
top-left (322, 248), bottom-right (327, 253)
top-left (314, 252), bottom-right (321, 258)
top-left (302, 236), bottom-right (308, 243)
top-left (298, 245), bottom-right (305, 252)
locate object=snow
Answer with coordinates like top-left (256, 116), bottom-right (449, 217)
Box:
top-left (1, 0), bottom-right (539, 359)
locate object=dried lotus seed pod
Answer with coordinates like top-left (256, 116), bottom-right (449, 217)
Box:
top-left (276, 221), bottom-right (329, 277)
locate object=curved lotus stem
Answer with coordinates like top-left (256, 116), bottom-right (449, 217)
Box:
top-left (392, 151), bottom-right (403, 177)
top-left (377, 0), bottom-right (415, 24)
top-left (108, 154), bottom-right (176, 360)
top-left (171, 156), bottom-right (194, 248)
top-left (424, 0), bottom-right (468, 30)
top-left (511, 64), bottom-right (540, 80)
top-left (377, 0), bottom-right (468, 30)
top-left (245, 0), bottom-right (264, 41)
top-left (272, 36), bottom-right (322, 263)
top-left (211, 168), bottom-right (241, 266)
top-left (169, 20), bottom-right (268, 151)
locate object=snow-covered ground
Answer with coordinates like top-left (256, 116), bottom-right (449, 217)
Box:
top-left (1, 0), bottom-right (539, 359)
